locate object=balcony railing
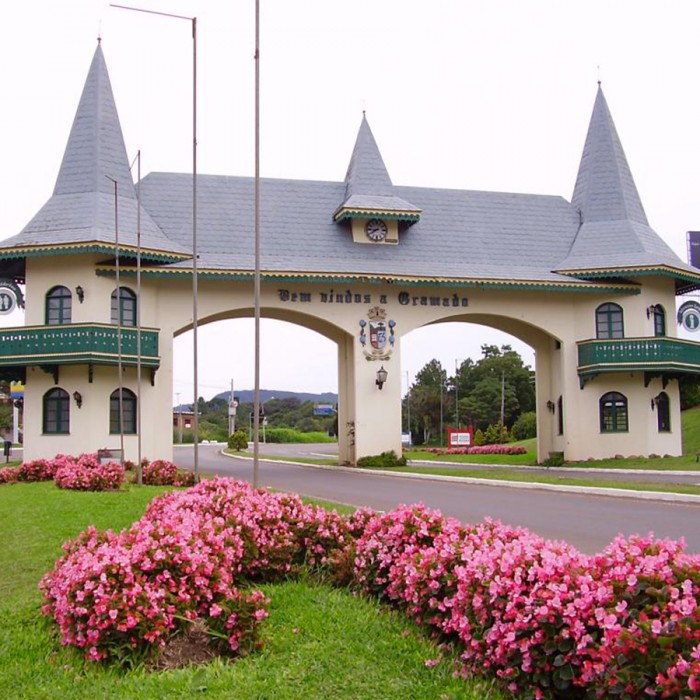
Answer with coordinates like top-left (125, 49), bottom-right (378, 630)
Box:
top-left (577, 336), bottom-right (700, 386)
top-left (0, 323), bottom-right (160, 368)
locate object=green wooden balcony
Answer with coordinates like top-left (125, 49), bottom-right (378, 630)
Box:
top-left (577, 337), bottom-right (700, 386)
top-left (0, 323), bottom-right (160, 372)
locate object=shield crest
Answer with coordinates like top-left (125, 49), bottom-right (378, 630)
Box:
top-left (369, 321), bottom-right (387, 350)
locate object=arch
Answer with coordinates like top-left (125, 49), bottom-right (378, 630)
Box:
top-left (655, 391), bottom-right (670, 432)
top-left (111, 287), bottom-right (137, 327)
top-left (596, 303), bottom-right (624, 339)
top-left (600, 391), bottom-right (628, 433)
top-left (110, 388), bottom-right (137, 434)
top-left (43, 388), bottom-right (70, 434)
top-left (45, 286), bottom-right (72, 325)
top-left (653, 305), bottom-right (666, 337)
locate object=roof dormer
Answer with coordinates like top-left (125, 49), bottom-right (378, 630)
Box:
top-left (333, 114), bottom-right (420, 244)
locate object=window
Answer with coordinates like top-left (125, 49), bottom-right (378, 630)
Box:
top-left (43, 388), bottom-right (70, 434)
top-left (110, 388), bottom-right (137, 434)
top-left (600, 391), bottom-right (628, 432)
top-left (557, 395), bottom-right (563, 435)
top-left (45, 286), bottom-right (72, 325)
top-left (596, 303), bottom-right (624, 339)
top-left (656, 392), bottom-right (670, 432)
top-left (653, 305), bottom-right (666, 337)
top-left (111, 287), bottom-right (137, 326)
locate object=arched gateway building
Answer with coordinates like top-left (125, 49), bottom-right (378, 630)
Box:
top-left (2, 42), bottom-right (700, 465)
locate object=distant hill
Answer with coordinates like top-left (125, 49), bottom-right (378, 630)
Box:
top-left (175, 389), bottom-right (338, 411)
top-left (215, 389), bottom-right (338, 405)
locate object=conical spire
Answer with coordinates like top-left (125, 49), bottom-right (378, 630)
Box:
top-left (343, 113), bottom-right (394, 198)
top-left (0, 41), bottom-right (188, 259)
top-left (571, 84), bottom-right (647, 225)
top-left (54, 41), bottom-right (136, 200)
top-left (557, 84), bottom-right (691, 276)
top-left (333, 114), bottom-right (421, 224)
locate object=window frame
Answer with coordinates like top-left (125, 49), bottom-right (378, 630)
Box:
top-left (599, 391), bottom-right (628, 433)
top-left (110, 388), bottom-right (137, 434)
top-left (45, 286), bottom-right (72, 325)
top-left (656, 391), bottom-right (671, 432)
top-left (111, 287), bottom-right (137, 327)
top-left (595, 303), bottom-right (624, 339)
top-left (653, 305), bottom-right (666, 337)
top-left (43, 388), bottom-right (70, 434)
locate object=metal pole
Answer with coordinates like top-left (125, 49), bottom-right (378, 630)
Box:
top-left (135, 150), bottom-right (142, 483)
top-left (110, 3), bottom-right (199, 478)
top-left (253, 0), bottom-right (261, 488)
top-left (455, 359), bottom-right (459, 428)
top-left (439, 373), bottom-right (444, 447)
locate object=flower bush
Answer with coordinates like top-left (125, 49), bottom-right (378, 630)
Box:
top-left (17, 457), bottom-right (58, 482)
top-left (141, 458), bottom-right (196, 487)
top-left (0, 466), bottom-right (19, 483)
top-left (38, 474), bottom-right (700, 697)
top-left (422, 445), bottom-right (527, 456)
top-left (53, 453), bottom-right (125, 491)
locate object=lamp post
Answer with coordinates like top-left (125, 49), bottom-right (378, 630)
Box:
top-left (111, 4), bottom-right (199, 482)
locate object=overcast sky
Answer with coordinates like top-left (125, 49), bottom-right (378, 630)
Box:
top-left (3, 1), bottom-right (700, 401)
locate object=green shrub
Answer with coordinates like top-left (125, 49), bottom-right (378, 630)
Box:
top-left (263, 428), bottom-right (335, 444)
top-left (228, 430), bottom-right (249, 451)
top-left (541, 452), bottom-right (565, 467)
top-left (511, 411), bottom-right (537, 440)
top-left (473, 429), bottom-right (485, 446)
top-left (357, 451), bottom-right (407, 468)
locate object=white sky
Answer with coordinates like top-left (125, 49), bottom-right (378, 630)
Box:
top-left (2, 1), bottom-right (700, 401)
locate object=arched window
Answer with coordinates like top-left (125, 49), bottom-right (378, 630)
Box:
top-left (45, 286), bottom-right (72, 325)
top-left (111, 287), bottom-right (137, 327)
top-left (110, 388), bottom-right (137, 434)
top-left (557, 395), bottom-right (563, 436)
top-left (653, 305), bottom-right (666, 337)
top-left (596, 303), bottom-right (624, 339)
top-left (655, 392), bottom-right (671, 432)
top-left (43, 388), bottom-right (70, 434)
top-left (600, 391), bottom-right (628, 433)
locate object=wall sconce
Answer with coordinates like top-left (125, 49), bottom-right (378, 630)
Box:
top-left (546, 400), bottom-right (556, 414)
top-left (650, 394), bottom-right (660, 411)
top-left (75, 286), bottom-right (85, 303)
top-left (73, 391), bottom-right (83, 408)
top-left (646, 304), bottom-right (657, 319)
top-left (375, 366), bottom-right (388, 390)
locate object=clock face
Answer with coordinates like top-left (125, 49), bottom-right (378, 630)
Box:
top-left (365, 218), bottom-right (388, 242)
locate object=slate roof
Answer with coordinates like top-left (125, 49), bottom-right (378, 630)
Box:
top-left (556, 86), bottom-right (698, 281)
top-left (2, 44), bottom-right (699, 293)
top-left (0, 42), bottom-right (189, 261)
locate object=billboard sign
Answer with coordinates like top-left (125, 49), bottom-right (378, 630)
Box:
top-left (688, 231), bottom-right (700, 269)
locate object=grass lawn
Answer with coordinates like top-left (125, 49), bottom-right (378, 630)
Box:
top-left (0, 481), bottom-right (506, 700)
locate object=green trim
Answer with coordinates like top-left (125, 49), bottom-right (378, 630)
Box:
top-left (0, 243), bottom-right (188, 264)
top-left (333, 209), bottom-right (421, 223)
top-left (560, 265), bottom-right (700, 287)
top-left (96, 266), bottom-right (640, 294)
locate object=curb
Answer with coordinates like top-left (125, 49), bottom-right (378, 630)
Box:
top-left (218, 450), bottom-right (700, 504)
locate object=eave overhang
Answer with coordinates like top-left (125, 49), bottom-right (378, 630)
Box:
top-left (96, 264), bottom-right (641, 293)
top-left (0, 242), bottom-right (190, 264)
top-left (556, 264), bottom-right (700, 294)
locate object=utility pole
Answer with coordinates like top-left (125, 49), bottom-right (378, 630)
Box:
top-left (228, 379), bottom-right (236, 436)
top-left (500, 370), bottom-right (505, 426)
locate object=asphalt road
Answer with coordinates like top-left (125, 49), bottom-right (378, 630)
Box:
top-left (174, 443), bottom-right (700, 556)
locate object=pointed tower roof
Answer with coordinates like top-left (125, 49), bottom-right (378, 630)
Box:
top-left (333, 114), bottom-right (421, 224)
top-left (0, 41), bottom-right (188, 262)
top-left (556, 85), bottom-right (697, 287)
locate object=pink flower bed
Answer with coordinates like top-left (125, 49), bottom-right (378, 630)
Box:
top-left (40, 478), bottom-right (350, 663)
top-left (39, 478), bottom-right (700, 697)
top-left (423, 445), bottom-right (527, 456)
top-left (53, 453), bottom-right (125, 491)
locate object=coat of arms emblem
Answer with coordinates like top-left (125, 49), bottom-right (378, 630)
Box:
top-left (359, 306), bottom-right (395, 360)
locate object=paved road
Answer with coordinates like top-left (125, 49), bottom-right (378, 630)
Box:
top-left (175, 443), bottom-right (700, 556)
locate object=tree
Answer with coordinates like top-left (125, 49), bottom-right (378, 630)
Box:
top-left (409, 360), bottom-right (448, 444)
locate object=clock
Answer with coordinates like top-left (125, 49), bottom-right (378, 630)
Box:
top-left (365, 218), bottom-right (388, 242)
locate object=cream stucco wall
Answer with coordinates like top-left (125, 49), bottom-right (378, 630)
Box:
top-left (18, 255), bottom-right (684, 464)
